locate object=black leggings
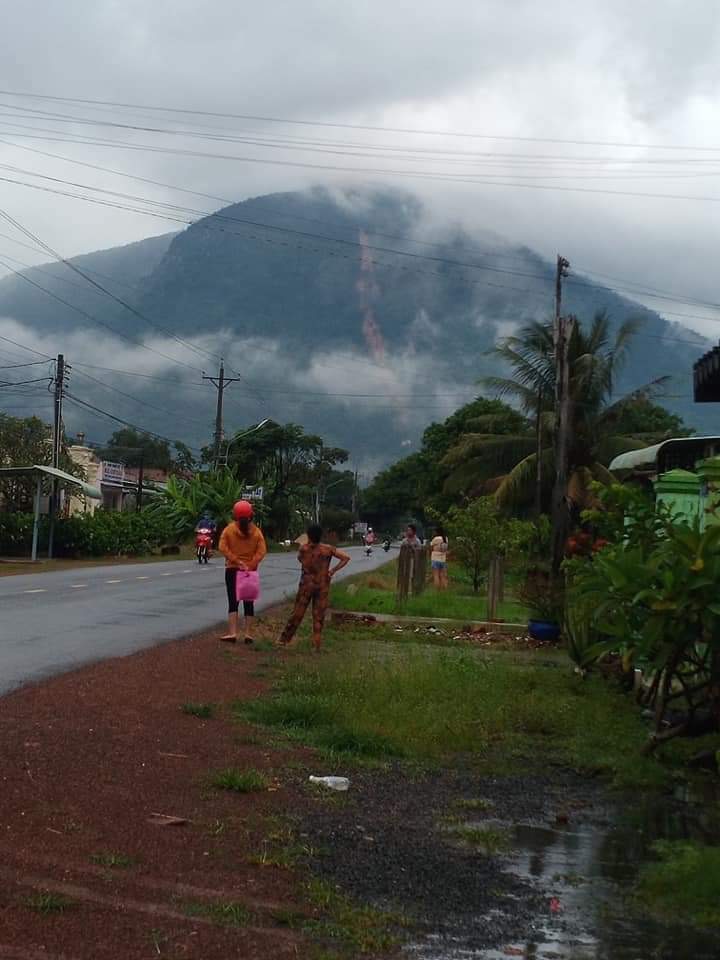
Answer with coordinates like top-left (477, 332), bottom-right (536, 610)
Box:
top-left (225, 568), bottom-right (255, 616)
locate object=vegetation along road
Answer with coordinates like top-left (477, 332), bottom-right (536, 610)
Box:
top-left (0, 546), bottom-right (388, 695)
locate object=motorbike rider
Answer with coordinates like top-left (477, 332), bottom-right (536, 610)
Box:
top-left (196, 514), bottom-right (217, 543)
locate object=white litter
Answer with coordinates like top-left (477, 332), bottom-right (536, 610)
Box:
top-left (308, 775), bottom-right (350, 792)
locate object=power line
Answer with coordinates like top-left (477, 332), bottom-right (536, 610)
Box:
top-left (0, 358), bottom-right (49, 370)
top-left (0, 206), bottom-right (219, 369)
top-left (0, 331), bottom-right (52, 359)
top-left (72, 367), bottom-right (213, 428)
top-left (0, 375), bottom-right (52, 388)
top-left (2, 121), bottom-right (720, 204)
top-left (0, 254), bottom-right (202, 373)
top-left (64, 392), bottom-right (203, 452)
top-left (2, 88), bottom-right (720, 152)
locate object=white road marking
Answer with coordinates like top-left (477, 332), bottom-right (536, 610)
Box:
top-left (161, 572), bottom-right (174, 577)
top-left (182, 569), bottom-right (192, 574)
top-left (135, 576), bottom-right (150, 580)
top-left (23, 588), bottom-right (46, 594)
top-left (105, 579), bottom-right (123, 584)
top-left (70, 584), bottom-right (88, 589)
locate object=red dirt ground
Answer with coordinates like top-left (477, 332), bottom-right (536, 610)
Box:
top-left (0, 617), bottom-right (327, 960)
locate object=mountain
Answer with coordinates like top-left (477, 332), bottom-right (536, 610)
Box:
top-left (0, 232), bottom-right (176, 336)
top-left (0, 188), bottom-right (714, 470)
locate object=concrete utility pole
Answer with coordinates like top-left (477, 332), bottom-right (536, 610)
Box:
top-left (203, 360), bottom-right (245, 469)
top-left (551, 256), bottom-right (573, 574)
top-left (48, 353), bottom-right (68, 559)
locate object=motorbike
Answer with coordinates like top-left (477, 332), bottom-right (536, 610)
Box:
top-left (382, 538), bottom-right (391, 552)
top-left (195, 527), bottom-right (213, 564)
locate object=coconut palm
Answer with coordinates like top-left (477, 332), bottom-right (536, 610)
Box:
top-left (442, 312), bottom-right (668, 512)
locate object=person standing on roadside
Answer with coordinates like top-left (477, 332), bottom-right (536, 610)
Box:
top-left (403, 523), bottom-right (422, 549)
top-left (277, 524), bottom-right (350, 651)
top-left (219, 500), bottom-right (267, 644)
top-left (430, 525), bottom-right (449, 590)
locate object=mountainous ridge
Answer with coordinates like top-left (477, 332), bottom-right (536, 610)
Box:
top-left (0, 188), bottom-right (714, 467)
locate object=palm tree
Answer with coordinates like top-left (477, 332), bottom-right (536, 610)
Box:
top-left (442, 312), bottom-right (668, 513)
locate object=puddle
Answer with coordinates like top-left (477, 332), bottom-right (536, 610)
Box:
top-left (408, 780), bottom-right (720, 959)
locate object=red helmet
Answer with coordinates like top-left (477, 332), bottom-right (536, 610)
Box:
top-left (232, 499), bottom-right (254, 520)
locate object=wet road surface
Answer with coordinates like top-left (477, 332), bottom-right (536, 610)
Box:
top-left (0, 546), bottom-right (389, 695)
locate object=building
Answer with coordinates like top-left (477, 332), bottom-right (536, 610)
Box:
top-left (67, 439), bottom-right (168, 515)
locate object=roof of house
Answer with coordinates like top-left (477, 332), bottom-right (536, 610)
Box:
top-left (0, 464), bottom-right (101, 499)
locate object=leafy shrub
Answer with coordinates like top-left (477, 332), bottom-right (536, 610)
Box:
top-left (0, 509), bottom-right (173, 557)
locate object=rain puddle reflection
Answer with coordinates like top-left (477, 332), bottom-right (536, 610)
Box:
top-left (408, 780), bottom-right (720, 959)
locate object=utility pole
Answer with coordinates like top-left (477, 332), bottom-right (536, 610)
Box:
top-left (136, 447), bottom-right (145, 513)
top-left (551, 256), bottom-right (573, 574)
top-left (203, 360), bottom-right (245, 469)
top-left (48, 353), bottom-right (68, 559)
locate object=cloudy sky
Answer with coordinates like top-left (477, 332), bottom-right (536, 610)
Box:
top-left (0, 0), bottom-right (719, 460)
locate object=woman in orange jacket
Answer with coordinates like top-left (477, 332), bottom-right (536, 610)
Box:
top-left (218, 500), bottom-right (267, 644)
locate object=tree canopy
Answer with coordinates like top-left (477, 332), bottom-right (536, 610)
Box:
top-left (0, 412), bottom-right (79, 511)
top-left (443, 313), bottom-right (683, 512)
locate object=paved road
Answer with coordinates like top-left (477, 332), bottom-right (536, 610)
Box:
top-left (0, 546), bottom-right (391, 696)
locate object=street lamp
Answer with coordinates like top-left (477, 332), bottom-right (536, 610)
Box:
top-left (220, 418), bottom-right (271, 467)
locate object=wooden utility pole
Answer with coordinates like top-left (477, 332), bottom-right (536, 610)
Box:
top-left (551, 256), bottom-right (573, 573)
top-left (534, 382), bottom-right (543, 517)
top-left (136, 447), bottom-right (145, 513)
top-left (203, 360), bottom-right (245, 469)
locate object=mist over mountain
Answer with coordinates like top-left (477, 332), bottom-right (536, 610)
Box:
top-left (0, 187), bottom-right (713, 473)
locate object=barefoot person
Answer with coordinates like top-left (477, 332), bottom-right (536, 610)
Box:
top-left (277, 525), bottom-right (350, 651)
top-left (218, 500), bottom-right (267, 644)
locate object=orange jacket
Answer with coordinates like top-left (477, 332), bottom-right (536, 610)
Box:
top-left (219, 522), bottom-right (267, 571)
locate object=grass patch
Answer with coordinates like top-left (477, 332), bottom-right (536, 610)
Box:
top-left (89, 851), bottom-right (136, 868)
top-left (454, 797), bottom-right (494, 812)
top-left (240, 635), bottom-right (676, 788)
top-left (303, 878), bottom-right (403, 954)
top-left (448, 824), bottom-right (511, 855)
top-left (250, 838), bottom-right (316, 868)
top-left (210, 767), bottom-right (269, 793)
top-left (331, 564), bottom-right (528, 622)
top-left (182, 900), bottom-right (253, 926)
top-left (637, 841), bottom-right (720, 926)
top-left (181, 702), bottom-right (214, 718)
top-left (24, 891), bottom-right (76, 914)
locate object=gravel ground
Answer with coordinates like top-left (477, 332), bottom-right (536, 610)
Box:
top-left (298, 763), bottom-right (603, 954)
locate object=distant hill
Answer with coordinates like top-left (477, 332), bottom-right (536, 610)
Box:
top-left (0, 188), bottom-right (714, 466)
top-left (0, 232), bottom-right (175, 335)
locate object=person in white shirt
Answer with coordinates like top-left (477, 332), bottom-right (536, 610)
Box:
top-left (430, 526), bottom-right (449, 590)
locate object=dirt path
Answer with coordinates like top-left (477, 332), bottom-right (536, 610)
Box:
top-left (0, 617), bottom-right (326, 960)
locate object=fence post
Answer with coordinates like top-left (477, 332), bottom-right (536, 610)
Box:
top-left (487, 552), bottom-right (504, 621)
top-left (396, 543), bottom-right (412, 606)
top-left (413, 544), bottom-right (428, 595)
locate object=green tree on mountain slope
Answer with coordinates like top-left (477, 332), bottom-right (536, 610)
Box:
top-left (442, 313), bottom-right (678, 512)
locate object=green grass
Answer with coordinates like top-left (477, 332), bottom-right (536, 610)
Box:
top-left (240, 632), bottom-right (673, 788)
top-left (209, 767), bottom-right (269, 793)
top-left (448, 824), bottom-right (511, 855)
top-left (454, 797), bottom-right (494, 812)
top-left (182, 900), bottom-right (253, 926)
top-left (181, 702), bottom-right (214, 718)
top-left (637, 841), bottom-right (720, 926)
top-left (303, 878), bottom-right (402, 954)
top-left (89, 851), bottom-right (135, 868)
top-left (23, 891), bottom-right (76, 914)
top-left (330, 565), bottom-right (528, 622)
